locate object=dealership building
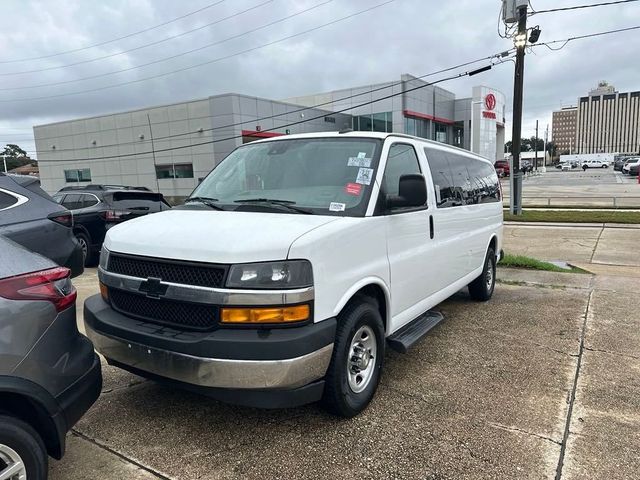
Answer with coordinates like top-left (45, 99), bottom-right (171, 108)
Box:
top-left (34, 75), bottom-right (506, 200)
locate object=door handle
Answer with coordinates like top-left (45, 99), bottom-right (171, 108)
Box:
top-left (429, 215), bottom-right (434, 239)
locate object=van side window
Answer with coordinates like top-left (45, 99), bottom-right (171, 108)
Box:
top-left (467, 160), bottom-right (501, 204)
top-left (382, 143), bottom-right (422, 197)
top-left (424, 148), bottom-right (457, 207)
top-left (446, 153), bottom-right (472, 206)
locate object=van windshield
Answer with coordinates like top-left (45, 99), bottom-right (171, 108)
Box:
top-left (191, 138), bottom-right (382, 216)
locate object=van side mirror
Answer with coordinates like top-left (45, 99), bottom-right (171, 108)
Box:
top-left (386, 174), bottom-right (427, 209)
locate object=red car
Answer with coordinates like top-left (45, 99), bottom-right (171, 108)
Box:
top-left (494, 160), bottom-right (510, 177)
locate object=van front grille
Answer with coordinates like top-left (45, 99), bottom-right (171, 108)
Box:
top-left (108, 253), bottom-right (227, 288)
top-left (109, 288), bottom-right (218, 331)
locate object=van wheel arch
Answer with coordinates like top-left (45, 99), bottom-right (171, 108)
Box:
top-left (342, 284), bottom-right (388, 334)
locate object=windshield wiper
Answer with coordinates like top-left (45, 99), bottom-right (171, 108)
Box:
top-left (234, 198), bottom-right (313, 214)
top-left (184, 196), bottom-right (225, 210)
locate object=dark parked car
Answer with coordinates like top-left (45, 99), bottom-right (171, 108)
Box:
top-left (52, 186), bottom-right (171, 266)
top-left (614, 156), bottom-right (632, 171)
top-left (494, 160), bottom-right (510, 176)
top-left (0, 174), bottom-right (83, 277)
top-left (0, 236), bottom-right (102, 479)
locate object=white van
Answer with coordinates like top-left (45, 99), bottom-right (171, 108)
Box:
top-left (84, 132), bottom-right (503, 417)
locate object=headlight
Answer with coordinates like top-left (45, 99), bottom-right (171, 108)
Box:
top-left (99, 246), bottom-right (110, 270)
top-left (226, 260), bottom-right (313, 289)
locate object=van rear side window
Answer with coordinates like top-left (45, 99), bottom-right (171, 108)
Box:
top-left (425, 148), bottom-right (500, 207)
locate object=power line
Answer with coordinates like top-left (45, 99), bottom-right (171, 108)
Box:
top-left (36, 59), bottom-right (511, 163)
top-left (22, 52), bottom-right (510, 155)
top-left (532, 24), bottom-right (640, 51)
top-left (0, 1), bottom-right (395, 103)
top-left (0, 0), bottom-right (333, 91)
top-left (0, 1), bottom-right (228, 64)
top-left (0, 0), bottom-right (275, 77)
top-left (529, 0), bottom-right (639, 15)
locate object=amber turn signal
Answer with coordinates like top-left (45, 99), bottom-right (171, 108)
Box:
top-left (221, 304), bottom-right (310, 324)
top-left (99, 281), bottom-right (109, 302)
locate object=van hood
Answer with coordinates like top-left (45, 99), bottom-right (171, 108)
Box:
top-left (104, 209), bottom-right (341, 264)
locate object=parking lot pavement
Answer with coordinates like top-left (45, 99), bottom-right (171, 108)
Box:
top-left (53, 243), bottom-right (640, 479)
top-left (500, 168), bottom-right (640, 207)
top-left (503, 223), bottom-right (640, 267)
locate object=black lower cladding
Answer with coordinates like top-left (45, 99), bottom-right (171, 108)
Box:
top-left (55, 353), bottom-right (102, 430)
top-left (84, 294), bottom-right (336, 361)
top-left (107, 359), bottom-right (325, 409)
top-left (109, 287), bottom-right (219, 331)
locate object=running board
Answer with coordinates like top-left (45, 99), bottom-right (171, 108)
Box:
top-left (387, 310), bottom-right (444, 354)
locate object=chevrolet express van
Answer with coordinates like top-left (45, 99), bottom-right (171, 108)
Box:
top-left (84, 132), bottom-right (502, 417)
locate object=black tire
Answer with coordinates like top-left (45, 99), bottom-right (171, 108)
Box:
top-left (468, 247), bottom-right (496, 302)
top-left (0, 415), bottom-right (47, 480)
top-left (322, 297), bottom-right (385, 417)
top-left (75, 232), bottom-right (94, 267)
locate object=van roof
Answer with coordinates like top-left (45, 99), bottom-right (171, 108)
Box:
top-left (247, 131), bottom-right (492, 162)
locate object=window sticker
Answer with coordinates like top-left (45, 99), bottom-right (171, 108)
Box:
top-left (329, 202), bottom-right (346, 212)
top-left (357, 152), bottom-right (367, 158)
top-left (355, 167), bottom-right (374, 185)
top-left (347, 157), bottom-right (372, 167)
top-left (344, 183), bottom-right (362, 196)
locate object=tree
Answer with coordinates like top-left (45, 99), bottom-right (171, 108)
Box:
top-left (1, 143), bottom-right (35, 172)
top-left (546, 141), bottom-right (557, 159)
top-left (504, 137), bottom-right (544, 154)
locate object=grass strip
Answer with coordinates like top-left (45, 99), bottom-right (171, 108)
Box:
top-left (499, 254), bottom-right (587, 274)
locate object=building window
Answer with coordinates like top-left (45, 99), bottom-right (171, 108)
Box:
top-left (453, 124), bottom-right (464, 148)
top-left (353, 112), bottom-right (392, 133)
top-left (155, 163), bottom-right (194, 179)
top-left (64, 168), bottom-right (91, 183)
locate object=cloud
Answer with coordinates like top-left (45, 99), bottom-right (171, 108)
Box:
top-left (0, 0), bottom-right (638, 157)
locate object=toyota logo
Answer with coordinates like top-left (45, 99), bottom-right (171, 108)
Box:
top-left (485, 93), bottom-right (497, 111)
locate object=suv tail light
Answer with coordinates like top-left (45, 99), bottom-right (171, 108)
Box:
top-left (48, 211), bottom-right (73, 227)
top-left (101, 210), bottom-right (127, 222)
top-left (0, 267), bottom-right (77, 312)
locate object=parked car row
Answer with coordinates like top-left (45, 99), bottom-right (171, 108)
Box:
top-left (0, 177), bottom-right (171, 479)
top-left (622, 157), bottom-right (640, 176)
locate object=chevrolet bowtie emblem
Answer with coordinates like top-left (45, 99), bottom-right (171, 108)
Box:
top-left (138, 277), bottom-right (168, 298)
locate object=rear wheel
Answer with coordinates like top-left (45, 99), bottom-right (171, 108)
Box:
top-left (468, 247), bottom-right (496, 301)
top-left (322, 297), bottom-right (385, 417)
top-left (0, 415), bottom-right (47, 480)
top-left (75, 232), bottom-right (94, 267)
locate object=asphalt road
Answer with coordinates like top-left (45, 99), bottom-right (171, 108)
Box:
top-left (48, 224), bottom-right (640, 479)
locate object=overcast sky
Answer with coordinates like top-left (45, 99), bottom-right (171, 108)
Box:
top-left (1, 0), bottom-right (639, 158)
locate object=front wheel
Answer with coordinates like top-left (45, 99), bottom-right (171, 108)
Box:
top-left (468, 247), bottom-right (496, 301)
top-left (322, 297), bottom-right (385, 417)
top-left (0, 415), bottom-right (47, 480)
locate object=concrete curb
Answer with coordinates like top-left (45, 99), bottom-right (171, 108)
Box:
top-left (504, 221), bottom-right (640, 229)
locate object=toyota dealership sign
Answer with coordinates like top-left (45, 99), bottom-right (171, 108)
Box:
top-left (482, 93), bottom-right (497, 119)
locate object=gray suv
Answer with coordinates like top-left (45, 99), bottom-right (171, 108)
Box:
top-left (0, 236), bottom-right (102, 479)
top-left (0, 174), bottom-right (83, 277)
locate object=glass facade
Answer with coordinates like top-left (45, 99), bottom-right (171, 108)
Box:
top-left (434, 123), bottom-right (448, 143)
top-left (352, 112), bottom-right (392, 133)
top-left (404, 116), bottom-right (430, 139)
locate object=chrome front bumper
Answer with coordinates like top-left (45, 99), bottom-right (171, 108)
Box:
top-left (86, 325), bottom-right (333, 390)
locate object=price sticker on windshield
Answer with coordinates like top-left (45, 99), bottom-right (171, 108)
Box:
top-left (355, 167), bottom-right (374, 185)
top-left (344, 183), bottom-right (362, 196)
top-left (347, 157), bottom-right (372, 167)
top-left (329, 202), bottom-right (346, 212)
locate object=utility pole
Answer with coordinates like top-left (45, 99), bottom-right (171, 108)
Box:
top-left (544, 124), bottom-right (548, 166)
top-left (509, 2), bottom-right (527, 214)
top-left (147, 114), bottom-right (161, 193)
top-left (534, 120), bottom-right (539, 171)
top-left (1, 155), bottom-right (7, 174)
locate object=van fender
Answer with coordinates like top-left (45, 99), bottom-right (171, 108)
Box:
top-left (332, 276), bottom-right (391, 329)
